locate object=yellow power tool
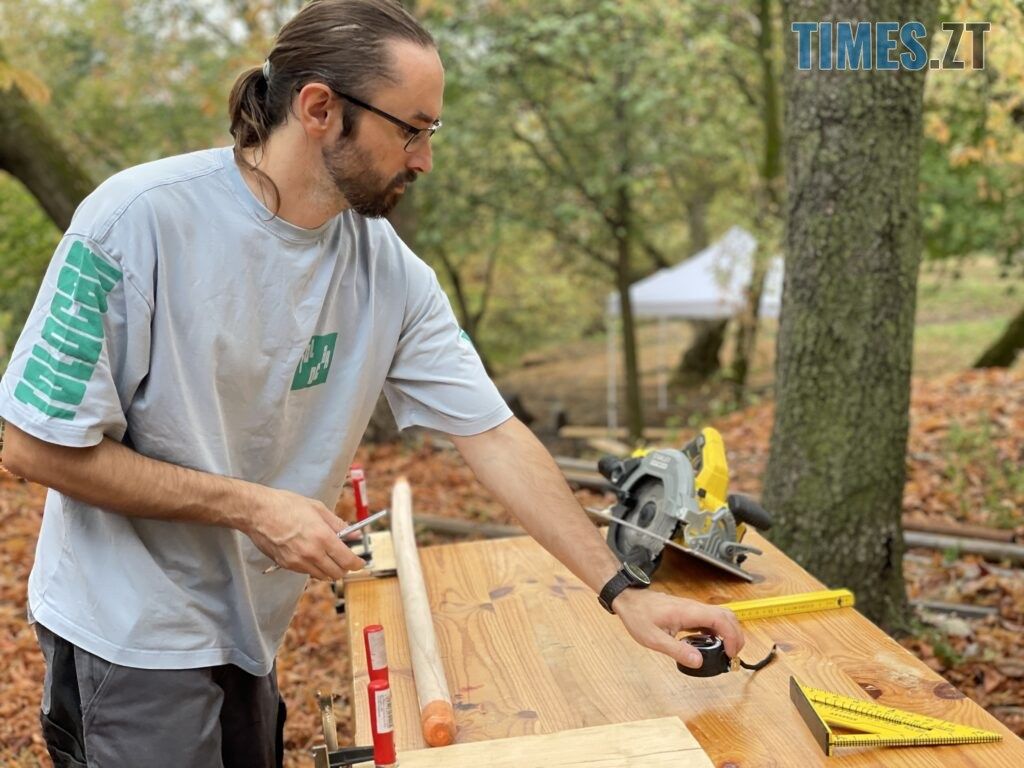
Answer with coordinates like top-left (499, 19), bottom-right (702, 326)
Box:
top-left (594, 427), bottom-right (773, 581)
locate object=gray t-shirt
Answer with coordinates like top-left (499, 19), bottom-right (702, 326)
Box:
top-left (0, 147), bottom-right (511, 675)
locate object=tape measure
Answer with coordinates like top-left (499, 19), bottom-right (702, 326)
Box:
top-left (790, 677), bottom-right (1002, 755)
top-left (722, 588), bottom-right (855, 621)
top-left (676, 634), bottom-right (778, 678)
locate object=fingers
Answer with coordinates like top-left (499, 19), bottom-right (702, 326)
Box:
top-left (649, 628), bottom-right (704, 669)
top-left (699, 607), bottom-right (744, 658)
top-left (616, 592), bottom-right (747, 668)
top-left (256, 497), bottom-right (367, 579)
top-left (323, 540), bottom-right (365, 575)
top-left (319, 511), bottom-right (368, 572)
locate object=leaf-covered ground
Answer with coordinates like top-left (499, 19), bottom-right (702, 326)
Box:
top-left (0, 368), bottom-right (1020, 766)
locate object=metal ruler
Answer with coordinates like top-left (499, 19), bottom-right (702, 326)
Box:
top-left (722, 588), bottom-right (855, 621)
top-left (790, 677), bottom-right (1001, 755)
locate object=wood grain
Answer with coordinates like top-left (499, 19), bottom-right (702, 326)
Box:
top-left (344, 530), bottom-right (396, 583)
top-left (378, 717), bottom-right (713, 767)
top-left (345, 530), bottom-right (1024, 767)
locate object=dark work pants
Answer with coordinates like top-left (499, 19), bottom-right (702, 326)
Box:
top-left (35, 623), bottom-right (286, 768)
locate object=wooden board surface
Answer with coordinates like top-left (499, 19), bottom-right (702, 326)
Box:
top-left (352, 717), bottom-right (713, 767)
top-left (343, 531), bottom-right (1024, 767)
top-left (343, 530), bottom-right (397, 583)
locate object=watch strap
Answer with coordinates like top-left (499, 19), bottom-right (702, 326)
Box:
top-left (598, 566), bottom-right (643, 614)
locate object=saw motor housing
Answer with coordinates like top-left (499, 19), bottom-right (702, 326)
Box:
top-left (600, 428), bottom-right (772, 579)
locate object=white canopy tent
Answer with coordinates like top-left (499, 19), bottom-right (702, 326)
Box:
top-left (604, 226), bottom-right (784, 429)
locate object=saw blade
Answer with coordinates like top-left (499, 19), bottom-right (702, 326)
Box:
top-left (590, 506), bottom-right (762, 582)
top-left (609, 481), bottom-right (678, 563)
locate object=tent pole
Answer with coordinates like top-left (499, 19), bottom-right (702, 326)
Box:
top-left (658, 316), bottom-right (667, 411)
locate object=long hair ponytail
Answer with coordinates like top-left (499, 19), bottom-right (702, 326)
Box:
top-left (229, 66), bottom-right (274, 151)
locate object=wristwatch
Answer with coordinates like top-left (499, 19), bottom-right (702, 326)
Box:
top-left (598, 562), bottom-right (651, 614)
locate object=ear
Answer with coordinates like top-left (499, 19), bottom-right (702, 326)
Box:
top-left (294, 82), bottom-right (338, 139)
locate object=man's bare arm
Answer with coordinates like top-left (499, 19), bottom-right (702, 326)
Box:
top-left (1, 423), bottom-right (363, 579)
top-left (450, 417), bottom-right (744, 668)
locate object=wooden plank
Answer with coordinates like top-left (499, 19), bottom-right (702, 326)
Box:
top-left (347, 719), bottom-right (709, 767)
top-left (343, 530), bottom-right (397, 583)
top-left (344, 531), bottom-right (1024, 767)
top-left (381, 717), bottom-right (713, 767)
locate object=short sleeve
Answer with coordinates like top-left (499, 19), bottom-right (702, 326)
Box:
top-left (0, 236), bottom-right (151, 447)
top-left (383, 263), bottom-right (511, 436)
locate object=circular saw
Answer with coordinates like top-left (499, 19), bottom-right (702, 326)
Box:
top-left (596, 427), bottom-right (773, 581)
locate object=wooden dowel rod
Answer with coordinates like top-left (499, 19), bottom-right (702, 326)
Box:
top-left (390, 478), bottom-right (456, 747)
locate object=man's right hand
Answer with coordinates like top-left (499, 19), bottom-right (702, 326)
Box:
top-left (246, 488), bottom-right (366, 580)
top-left (0, 424), bottom-right (365, 580)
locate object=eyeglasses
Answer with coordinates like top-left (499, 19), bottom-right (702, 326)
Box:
top-left (335, 91), bottom-right (442, 152)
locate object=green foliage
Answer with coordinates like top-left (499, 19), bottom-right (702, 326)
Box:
top-left (428, 0), bottom-right (753, 272)
top-left (414, 0), bottom-right (769, 376)
top-left (0, 0), bottom-right (291, 179)
top-left (921, 1), bottom-right (1024, 266)
top-left (3, 0), bottom-right (1016, 377)
top-left (0, 175), bottom-right (60, 370)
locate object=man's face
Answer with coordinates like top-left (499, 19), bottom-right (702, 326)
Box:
top-left (323, 41), bottom-right (444, 218)
top-left (322, 139), bottom-right (414, 218)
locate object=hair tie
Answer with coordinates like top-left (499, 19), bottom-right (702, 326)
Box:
top-left (261, 59), bottom-right (272, 82)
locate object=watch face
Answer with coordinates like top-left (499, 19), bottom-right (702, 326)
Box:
top-left (623, 561), bottom-right (652, 586)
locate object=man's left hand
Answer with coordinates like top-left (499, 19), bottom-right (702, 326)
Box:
top-left (611, 589), bottom-right (744, 670)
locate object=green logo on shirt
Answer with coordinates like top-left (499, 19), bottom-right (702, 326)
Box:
top-left (14, 241), bottom-right (123, 420)
top-left (291, 333), bottom-right (337, 390)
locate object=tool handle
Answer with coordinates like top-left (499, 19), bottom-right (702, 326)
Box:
top-left (351, 463), bottom-right (370, 521)
top-left (728, 493), bottom-right (773, 530)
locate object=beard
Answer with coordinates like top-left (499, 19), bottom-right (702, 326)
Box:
top-left (322, 138), bottom-right (416, 218)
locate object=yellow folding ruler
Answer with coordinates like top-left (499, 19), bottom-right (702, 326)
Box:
top-left (790, 677), bottom-right (1002, 755)
top-left (723, 588), bottom-right (855, 621)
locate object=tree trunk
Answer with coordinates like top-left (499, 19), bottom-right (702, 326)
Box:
top-left (674, 194), bottom-right (726, 386)
top-left (974, 304), bottom-right (1024, 368)
top-left (727, 0), bottom-right (783, 398)
top-left (434, 245), bottom-right (495, 375)
top-left (616, 245), bottom-right (644, 443)
top-left (763, 0), bottom-right (933, 632)
top-left (613, 63), bottom-right (644, 443)
top-left (727, 269), bottom-right (765, 397)
top-left (673, 319), bottom-right (727, 385)
top-left (686, 195), bottom-right (711, 255)
top-left (0, 82), bottom-right (94, 230)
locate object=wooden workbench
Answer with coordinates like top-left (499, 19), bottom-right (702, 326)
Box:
top-left (344, 531), bottom-right (1024, 767)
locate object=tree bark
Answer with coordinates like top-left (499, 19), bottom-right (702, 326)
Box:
top-left (673, 319), bottom-right (727, 385)
top-left (616, 241), bottom-right (644, 443)
top-left (434, 244), bottom-right (496, 375)
top-left (613, 63), bottom-right (644, 443)
top-left (759, 0), bottom-right (784, 204)
top-left (973, 304), bottom-right (1024, 368)
top-left (674, 193), bottom-right (727, 386)
top-left (728, 0), bottom-right (784, 398)
top-left (763, 1), bottom-right (933, 632)
top-left (686, 195), bottom-right (711, 255)
top-left (0, 82), bottom-right (94, 230)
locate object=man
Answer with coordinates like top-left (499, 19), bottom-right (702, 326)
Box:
top-left (0, 1), bottom-right (744, 765)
